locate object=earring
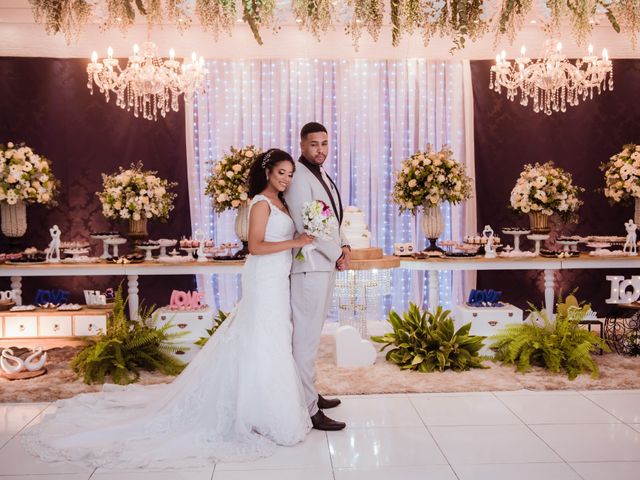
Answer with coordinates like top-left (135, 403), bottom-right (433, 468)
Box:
top-left (266, 173), bottom-right (269, 180)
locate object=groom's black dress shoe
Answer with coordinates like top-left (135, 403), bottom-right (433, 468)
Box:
top-left (317, 394), bottom-right (341, 409)
top-left (311, 411), bottom-right (346, 431)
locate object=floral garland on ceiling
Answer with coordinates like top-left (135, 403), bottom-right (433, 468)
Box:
top-left (345, 0), bottom-right (385, 49)
top-left (27, 0), bottom-right (640, 51)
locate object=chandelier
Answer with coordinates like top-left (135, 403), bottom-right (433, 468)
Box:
top-left (87, 42), bottom-right (208, 121)
top-left (489, 40), bottom-right (613, 115)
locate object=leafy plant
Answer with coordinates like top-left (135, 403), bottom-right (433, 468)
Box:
top-left (490, 295), bottom-right (609, 380)
top-left (71, 286), bottom-right (188, 385)
top-left (194, 309), bottom-right (229, 347)
top-left (371, 303), bottom-right (487, 372)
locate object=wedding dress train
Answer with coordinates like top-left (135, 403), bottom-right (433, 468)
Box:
top-left (22, 194), bottom-right (311, 468)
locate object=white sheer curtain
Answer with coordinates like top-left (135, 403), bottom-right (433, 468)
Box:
top-left (186, 59), bottom-right (476, 314)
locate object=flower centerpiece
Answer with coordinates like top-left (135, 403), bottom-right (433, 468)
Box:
top-left (0, 142), bottom-right (59, 238)
top-left (510, 161), bottom-right (583, 233)
top-left (97, 162), bottom-right (177, 237)
top-left (205, 146), bottom-right (261, 257)
top-left (392, 144), bottom-right (473, 251)
top-left (601, 144), bottom-right (640, 224)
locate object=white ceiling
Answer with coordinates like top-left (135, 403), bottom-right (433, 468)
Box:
top-left (1, 0), bottom-right (638, 59)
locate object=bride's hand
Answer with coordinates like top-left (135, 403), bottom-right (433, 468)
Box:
top-left (294, 233), bottom-right (315, 247)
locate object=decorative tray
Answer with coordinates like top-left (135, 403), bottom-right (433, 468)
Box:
top-left (444, 252), bottom-right (479, 259)
top-left (539, 249), bottom-right (580, 258)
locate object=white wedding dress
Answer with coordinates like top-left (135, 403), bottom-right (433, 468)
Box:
top-left (23, 194), bottom-right (311, 468)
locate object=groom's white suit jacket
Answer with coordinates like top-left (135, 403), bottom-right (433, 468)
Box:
top-left (285, 160), bottom-right (346, 273)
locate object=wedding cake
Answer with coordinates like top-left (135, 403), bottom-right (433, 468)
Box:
top-left (342, 206), bottom-right (372, 249)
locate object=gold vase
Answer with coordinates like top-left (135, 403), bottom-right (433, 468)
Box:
top-left (128, 218), bottom-right (148, 238)
top-left (529, 212), bottom-right (550, 234)
top-left (0, 200), bottom-right (27, 238)
top-left (234, 202), bottom-right (250, 258)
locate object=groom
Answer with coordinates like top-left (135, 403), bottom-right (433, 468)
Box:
top-left (285, 122), bottom-right (351, 431)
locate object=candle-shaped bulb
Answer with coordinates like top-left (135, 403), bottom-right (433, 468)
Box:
top-left (133, 44), bottom-right (139, 55)
top-left (588, 44), bottom-right (594, 55)
top-left (191, 52), bottom-right (197, 63)
top-left (169, 48), bottom-right (175, 60)
top-left (199, 56), bottom-right (205, 66)
top-left (91, 51), bottom-right (98, 63)
top-left (495, 54), bottom-right (501, 64)
top-left (500, 50), bottom-right (506, 60)
top-left (603, 48), bottom-right (609, 61)
top-left (107, 46), bottom-right (113, 58)
top-left (520, 45), bottom-right (526, 57)
top-left (556, 42), bottom-right (562, 53)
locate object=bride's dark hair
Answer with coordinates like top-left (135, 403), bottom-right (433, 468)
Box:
top-left (247, 148), bottom-right (296, 199)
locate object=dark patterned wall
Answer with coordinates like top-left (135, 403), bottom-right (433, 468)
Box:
top-left (0, 57), bottom-right (195, 308)
top-left (471, 59), bottom-right (640, 313)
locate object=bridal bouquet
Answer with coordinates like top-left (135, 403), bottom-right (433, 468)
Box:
top-left (97, 162), bottom-right (177, 221)
top-left (0, 142), bottom-right (59, 205)
top-left (601, 144), bottom-right (640, 203)
top-left (392, 144), bottom-right (472, 214)
top-left (205, 146), bottom-right (261, 213)
top-left (295, 200), bottom-right (338, 263)
top-left (510, 161), bottom-right (583, 220)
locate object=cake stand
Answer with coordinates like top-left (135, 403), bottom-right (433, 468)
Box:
top-left (181, 247), bottom-right (198, 260)
top-left (63, 247), bottom-right (90, 260)
top-left (138, 245), bottom-right (160, 261)
top-left (527, 234), bottom-right (550, 256)
top-left (557, 240), bottom-right (579, 253)
top-left (104, 237), bottom-right (127, 258)
top-left (502, 229), bottom-right (530, 252)
top-left (91, 234), bottom-right (119, 259)
top-left (157, 239), bottom-right (177, 259)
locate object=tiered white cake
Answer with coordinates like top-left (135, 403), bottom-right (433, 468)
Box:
top-left (342, 206), bottom-right (372, 249)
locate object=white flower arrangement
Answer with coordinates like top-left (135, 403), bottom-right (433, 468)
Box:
top-left (0, 142), bottom-right (59, 206)
top-left (97, 162), bottom-right (177, 221)
top-left (205, 146), bottom-right (260, 213)
top-left (510, 162), bottom-right (583, 221)
top-left (601, 144), bottom-right (640, 203)
top-left (392, 144), bottom-right (473, 214)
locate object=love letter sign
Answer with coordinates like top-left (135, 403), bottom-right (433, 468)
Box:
top-left (169, 290), bottom-right (203, 310)
top-left (35, 289), bottom-right (70, 305)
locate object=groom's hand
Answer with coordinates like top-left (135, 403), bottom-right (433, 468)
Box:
top-left (336, 246), bottom-right (352, 271)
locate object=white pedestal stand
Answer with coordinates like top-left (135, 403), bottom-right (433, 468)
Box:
top-left (527, 234), bottom-right (550, 256)
top-left (502, 230), bottom-right (530, 252)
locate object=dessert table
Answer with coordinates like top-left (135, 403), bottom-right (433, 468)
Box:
top-left (0, 261), bottom-right (245, 320)
top-left (402, 255), bottom-right (640, 317)
top-left (1, 254), bottom-right (639, 321)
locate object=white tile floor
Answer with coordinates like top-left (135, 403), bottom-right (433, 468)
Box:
top-left (2, 390), bottom-right (640, 479)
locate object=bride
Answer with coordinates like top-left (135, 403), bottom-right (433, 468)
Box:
top-left (23, 148), bottom-right (316, 468)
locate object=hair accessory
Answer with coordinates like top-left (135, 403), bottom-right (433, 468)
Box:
top-left (261, 149), bottom-right (274, 169)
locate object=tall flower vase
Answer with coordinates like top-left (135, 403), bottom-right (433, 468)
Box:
top-left (1, 201), bottom-right (27, 238)
top-left (234, 202), bottom-right (250, 259)
top-left (422, 203), bottom-right (444, 252)
top-left (529, 212), bottom-right (551, 234)
top-left (128, 218), bottom-right (148, 238)
top-left (634, 198), bottom-right (640, 226)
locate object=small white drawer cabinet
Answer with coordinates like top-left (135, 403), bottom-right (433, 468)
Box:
top-left (0, 309), bottom-right (108, 339)
top-left (151, 307), bottom-right (216, 363)
top-left (452, 303), bottom-right (524, 355)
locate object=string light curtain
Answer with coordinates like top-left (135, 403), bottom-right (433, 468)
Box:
top-left (187, 59), bottom-right (472, 314)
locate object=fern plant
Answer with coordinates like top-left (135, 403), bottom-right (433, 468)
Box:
top-left (194, 309), bottom-right (229, 347)
top-left (71, 286), bottom-right (188, 385)
top-left (490, 295), bottom-right (609, 380)
top-left (371, 303), bottom-right (486, 372)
